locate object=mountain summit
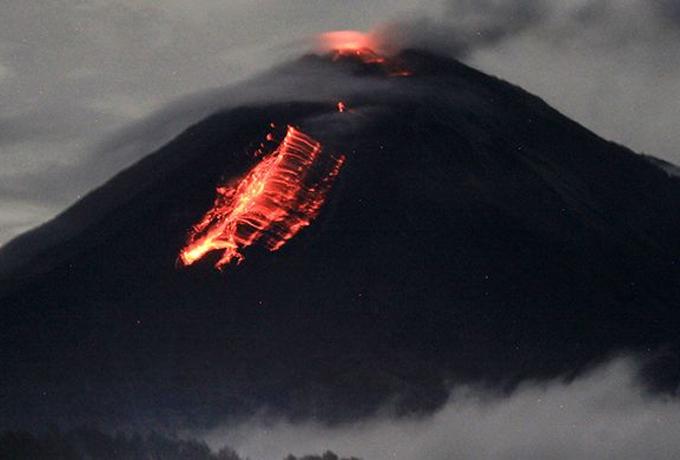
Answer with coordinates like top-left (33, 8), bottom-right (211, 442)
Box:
top-left (1, 49), bottom-right (679, 429)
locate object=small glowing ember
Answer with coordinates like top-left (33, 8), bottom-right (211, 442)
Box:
top-left (337, 101), bottom-right (346, 112)
top-left (179, 126), bottom-right (345, 270)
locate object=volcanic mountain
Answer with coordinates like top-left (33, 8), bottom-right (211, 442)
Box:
top-left (1, 48), bottom-right (679, 430)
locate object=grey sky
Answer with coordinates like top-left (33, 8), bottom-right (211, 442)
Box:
top-left (1, 0), bottom-right (678, 245)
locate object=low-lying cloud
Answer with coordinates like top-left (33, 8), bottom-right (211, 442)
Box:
top-left (200, 357), bottom-right (680, 460)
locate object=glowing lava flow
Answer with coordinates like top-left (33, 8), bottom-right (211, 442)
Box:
top-left (178, 126), bottom-right (345, 270)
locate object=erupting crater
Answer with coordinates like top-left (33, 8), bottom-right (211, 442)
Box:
top-left (178, 125), bottom-right (345, 270)
top-left (318, 30), bottom-right (412, 77)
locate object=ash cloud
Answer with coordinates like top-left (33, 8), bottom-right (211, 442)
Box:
top-left (200, 357), bottom-right (680, 460)
top-left (382, 0), bottom-right (680, 58)
top-left (380, 0), bottom-right (680, 165)
top-left (378, 0), bottom-right (549, 57)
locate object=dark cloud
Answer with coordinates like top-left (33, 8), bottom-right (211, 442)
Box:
top-left (658, 0), bottom-right (680, 25)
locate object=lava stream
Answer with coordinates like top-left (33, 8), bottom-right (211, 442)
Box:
top-left (178, 126), bottom-right (345, 270)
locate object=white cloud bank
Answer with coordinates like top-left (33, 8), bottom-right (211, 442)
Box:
top-left (200, 357), bottom-right (680, 460)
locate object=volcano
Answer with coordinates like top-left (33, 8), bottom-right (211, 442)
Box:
top-left (1, 48), bottom-right (679, 430)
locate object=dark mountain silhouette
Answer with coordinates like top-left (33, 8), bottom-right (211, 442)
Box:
top-left (0, 429), bottom-right (242, 460)
top-left (1, 50), bottom-right (679, 430)
top-left (0, 427), bottom-right (358, 460)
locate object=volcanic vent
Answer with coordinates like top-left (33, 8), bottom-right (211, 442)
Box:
top-left (318, 30), bottom-right (412, 76)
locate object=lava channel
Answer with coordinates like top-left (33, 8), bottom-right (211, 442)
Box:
top-left (178, 125), bottom-right (345, 270)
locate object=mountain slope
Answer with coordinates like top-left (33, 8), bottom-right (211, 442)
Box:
top-left (1, 50), bottom-right (679, 429)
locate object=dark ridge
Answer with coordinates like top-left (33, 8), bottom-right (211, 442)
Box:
top-left (0, 428), bottom-right (359, 460)
top-left (0, 429), bottom-right (241, 460)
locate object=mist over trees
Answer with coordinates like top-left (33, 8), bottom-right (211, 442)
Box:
top-left (284, 452), bottom-right (361, 460)
top-left (0, 428), bottom-right (359, 460)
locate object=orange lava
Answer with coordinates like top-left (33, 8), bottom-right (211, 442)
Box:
top-left (318, 30), bottom-right (412, 77)
top-left (178, 126), bottom-right (345, 270)
top-left (319, 30), bottom-right (377, 53)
